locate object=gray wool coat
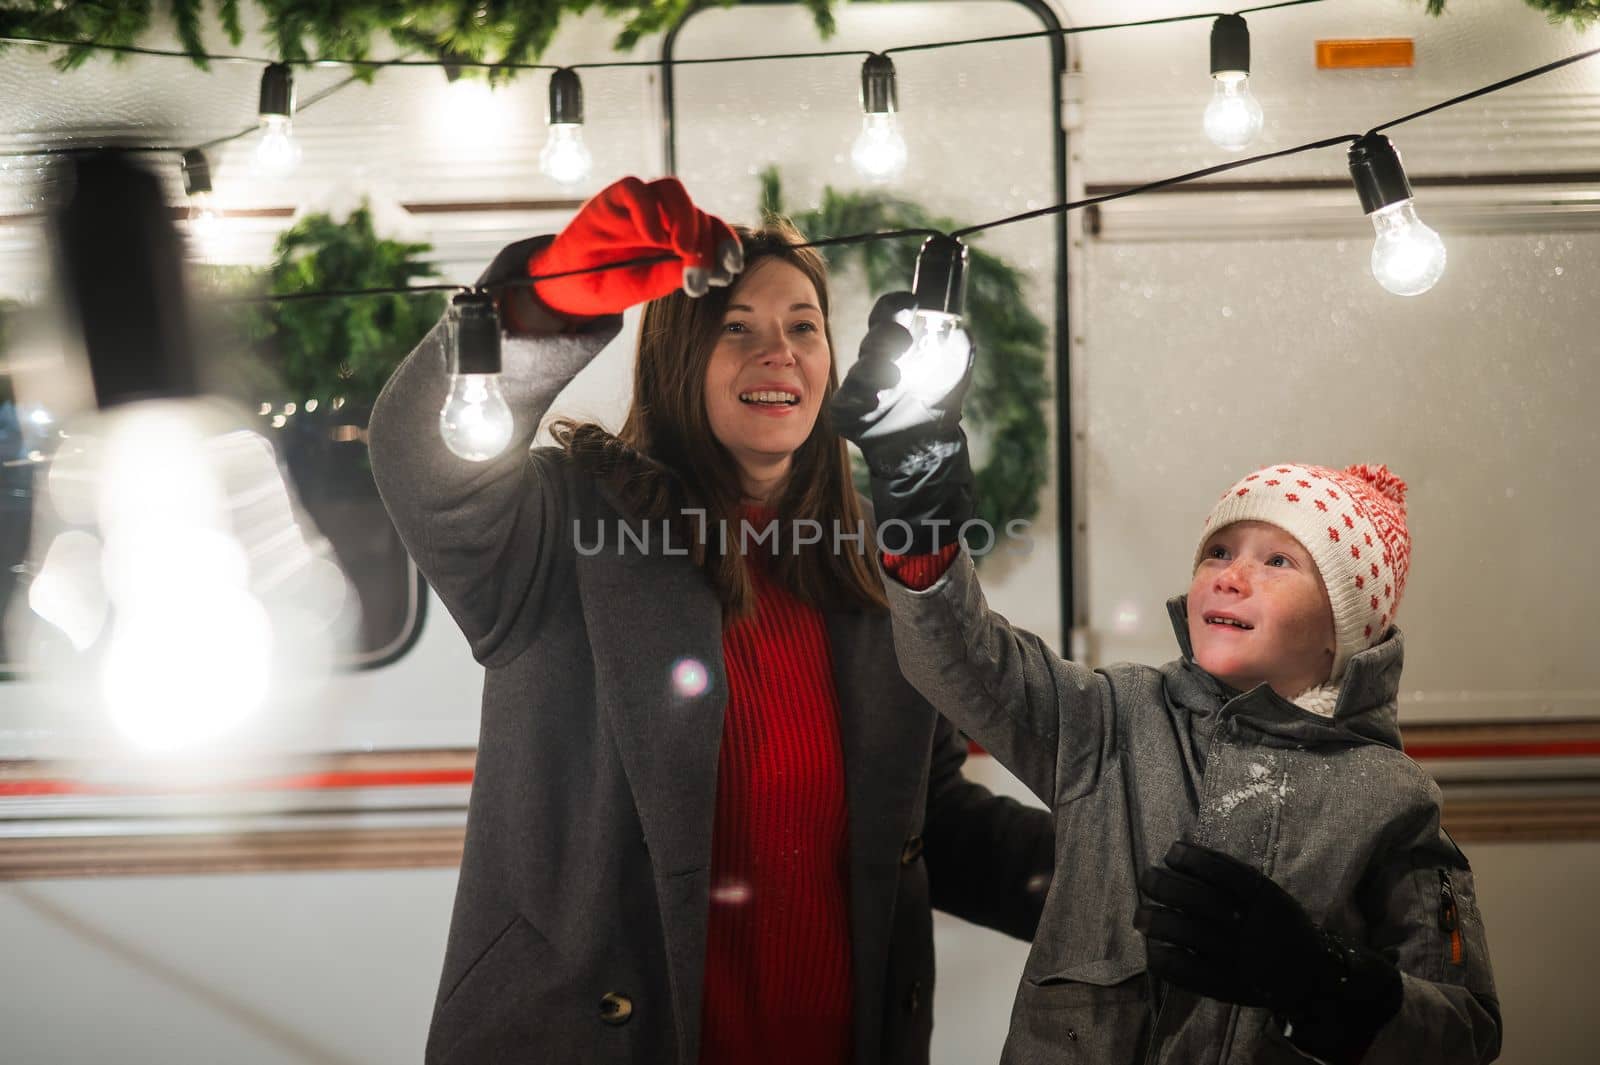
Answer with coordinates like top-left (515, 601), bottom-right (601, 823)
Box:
top-left (366, 250), bottom-right (1053, 1065)
top-left (880, 549), bottom-right (1501, 1065)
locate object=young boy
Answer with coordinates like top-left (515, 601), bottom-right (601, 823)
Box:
top-left (833, 294), bottom-right (1501, 1064)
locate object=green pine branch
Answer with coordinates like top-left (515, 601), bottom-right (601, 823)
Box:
top-left (0, 0), bottom-right (837, 75)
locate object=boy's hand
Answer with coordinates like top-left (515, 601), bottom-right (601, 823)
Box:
top-left (830, 292), bottom-right (975, 555)
top-left (528, 176), bottom-right (743, 319)
top-left (1136, 841), bottom-right (1403, 1065)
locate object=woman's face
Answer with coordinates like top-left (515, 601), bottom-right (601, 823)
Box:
top-left (702, 259), bottom-right (832, 500)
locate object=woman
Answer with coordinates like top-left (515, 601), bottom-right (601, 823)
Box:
top-left (368, 177), bottom-right (1053, 1065)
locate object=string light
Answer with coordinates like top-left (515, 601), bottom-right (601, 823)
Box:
top-left (439, 291), bottom-right (515, 461)
top-left (253, 62), bottom-right (302, 177)
top-left (852, 53), bottom-right (907, 184)
top-left (1348, 133), bottom-right (1447, 296)
top-left (896, 235), bottom-right (971, 404)
top-left (4, 3), bottom-right (1592, 305)
top-left (541, 67), bottom-right (593, 186)
top-left (179, 148), bottom-right (220, 256)
top-left (1205, 14), bottom-right (1264, 151)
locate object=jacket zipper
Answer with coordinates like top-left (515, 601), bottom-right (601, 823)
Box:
top-left (1438, 870), bottom-right (1464, 965)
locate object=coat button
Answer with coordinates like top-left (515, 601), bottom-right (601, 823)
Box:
top-left (904, 981), bottom-right (922, 1014)
top-left (899, 835), bottom-right (925, 866)
top-left (598, 992), bottom-right (633, 1026)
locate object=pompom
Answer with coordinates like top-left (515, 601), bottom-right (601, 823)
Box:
top-left (1345, 463), bottom-right (1407, 505)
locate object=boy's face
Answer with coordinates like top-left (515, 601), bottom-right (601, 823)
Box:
top-left (1187, 520), bottom-right (1336, 700)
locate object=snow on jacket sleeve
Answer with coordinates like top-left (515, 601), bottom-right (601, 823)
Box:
top-left (367, 236), bottom-right (622, 668)
top-left (878, 546), bottom-right (1113, 809)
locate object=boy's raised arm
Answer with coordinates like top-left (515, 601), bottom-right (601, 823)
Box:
top-left (832, 292), bottom-right (1112, 807)
top-left (878, 547), bottom-right (1113, 809)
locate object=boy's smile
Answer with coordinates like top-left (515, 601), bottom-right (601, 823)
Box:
top-left (1187, 520), bottom-right (1336, 700)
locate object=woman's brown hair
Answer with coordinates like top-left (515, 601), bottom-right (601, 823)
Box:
top-left (550, 218), bottom-right (888, 621)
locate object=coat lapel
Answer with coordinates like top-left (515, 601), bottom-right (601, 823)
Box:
top-left (574, 494), bottom-right (726, 1062)
top-left (826, 605), bottom-right (936, 1065)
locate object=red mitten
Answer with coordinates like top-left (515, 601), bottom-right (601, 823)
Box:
top-left (529, 176), bottom-right (743, 318)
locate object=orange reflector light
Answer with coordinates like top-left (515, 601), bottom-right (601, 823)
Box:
top-left (1316, 39), bottom-right (1415, 69)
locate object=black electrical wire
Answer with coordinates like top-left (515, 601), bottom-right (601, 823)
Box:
top-left (951, 133), bottom-right (1362, 238)
top-left (8, 1), bottom-right (1599, 307)
top-left (222, 27), bottom-right (1600, 306)
top-left (1369, 40), bottom-right (1600, 135)
top-left (232, 232), bottom-right (946, 305)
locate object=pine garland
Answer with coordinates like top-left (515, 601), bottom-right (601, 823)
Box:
top-left (2, 2), bottom-right (1596, 76)
top-left (0, 0), bottom-right (836, 75)
top-left (758, 168), bottom-right (1050, 550)
top-left (1425, 0), bottom-right (1599, 25)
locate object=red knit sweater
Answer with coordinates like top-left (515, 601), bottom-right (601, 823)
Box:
top-left (697, 518), bottom-right (956, 1065)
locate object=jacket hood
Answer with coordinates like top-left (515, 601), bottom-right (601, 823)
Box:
top-left (1166, 594), bottom-right (1405, 751)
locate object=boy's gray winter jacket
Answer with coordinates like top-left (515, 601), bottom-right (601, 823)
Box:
top-left (881, 549), bottom-right (1501, 1064)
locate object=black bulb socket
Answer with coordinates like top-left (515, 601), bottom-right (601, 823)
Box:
top-left (259, 62), bottom-right (295, 120)
top-left (1210, 14), bottom-right (1251, 77)
top-left (452, 292), bottom-right (502, 376)
top-left (912, 235), bottom-right (969, 318)
top-left (860, 53), bottom-right (898, 115)
top-left (52, 151), bottom-right (199, 408)
top-left (1347, 133), bottom-right (1413, 216)
top-left (548, 68), bottom-right (584, 126)
top-left (181, 149), bottom-right (213, 197)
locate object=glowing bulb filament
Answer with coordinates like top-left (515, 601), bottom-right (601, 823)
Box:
top-left (1369, 200), bottom-right (1447, 296)
top-left (1204, 72), bottom-right (1264, 151)
top-left (253, 114), bottom-right (302, 177)
top-left (852, 112), bottom-right (908, 184)
top-left (541, 123), bottom-right (593, 186)
top-left (896, 311), bottom-right (968, 404)
top-left (440, 374), bottom-right (515, 461)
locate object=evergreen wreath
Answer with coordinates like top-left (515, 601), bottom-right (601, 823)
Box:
top-left (4, 2), bottom-right (1594, 75)
top-left (758, 168), bottom-right (1050, 546)
top-left (208, 204), bottom-right (445, 410)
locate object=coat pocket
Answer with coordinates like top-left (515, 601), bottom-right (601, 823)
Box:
top-left (428, 913), bottom-right (599, 1065)
top-left (1005, 956), bottom-right (1150, 1065)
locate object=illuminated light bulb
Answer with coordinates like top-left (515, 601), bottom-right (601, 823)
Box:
top-left (541, 68), bottom-right (593, 186)
top-left (439, 292), bottom-right (514, 461)
top-left (252, 64), bottom-right (301, 177)
top-left (188, 191), bottom-right (221, 248)
top-left (541, 124), bottom-right (593, 186)
top-left (1348, 133), bottom-right (1447, 296)
top-left (253, 115), bottom-right (302, 177)
top-left (29, 399), bottom-right (351, 753)
top-left (899, 310), bottom-right (970, 403)
top-left (1205, 16), bottom-right (1263, 151)
top-left (853, 53), bottom-right (907, 184)
top-left (1204, 73), bottom-right (1264, 151)
top-left (852, 112), bottom-right (908, 184)
top-left (894, 235), bottom-right (972, 405)
top-left (22, 150), bottom-right (354, 755)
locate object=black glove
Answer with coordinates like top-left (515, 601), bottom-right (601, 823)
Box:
top-left (1135, 841), bottom-right (1403, 1065)
top-left (829, 292), bottom-right (975, 555)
